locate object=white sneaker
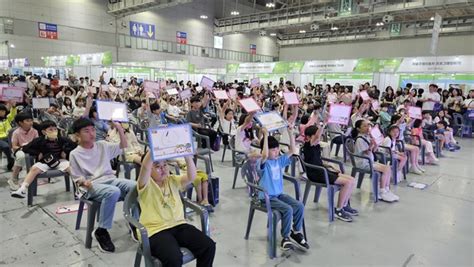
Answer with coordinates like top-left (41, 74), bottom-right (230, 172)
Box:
top-left (7, 179), bottom-right (20, 191)
top-left (410, 167), bottom-right (422, 175)
top-left (386, 190), bottom-right (400, 201)
top-left (380, 190), bottom-right (396, 203)
top-left (11, 187), bottom-right (26, 198)
top-left (417, 166), bottom-right (426, 172)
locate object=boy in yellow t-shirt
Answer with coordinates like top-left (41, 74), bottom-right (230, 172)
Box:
top-left (0, 101), bottom-right (17, 170)
top-left (137, 151), bottom-right (216, 266)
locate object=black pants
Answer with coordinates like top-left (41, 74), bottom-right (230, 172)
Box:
top-left (197, 128), bottom-right (217, 149)
top-left (149, 224), bottom-right (216, 267)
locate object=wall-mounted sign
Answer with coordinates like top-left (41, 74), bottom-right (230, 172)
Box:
top-left (176, 31), bottom-right (187, 44)
top-left (130, 21), bottom-right (155, 39)
top-left (214, 36), bottom-right (223, 49)
top-left (250, 44), bottom-right (256, 55)
top-left (38, 22), bottom-right (58, 40)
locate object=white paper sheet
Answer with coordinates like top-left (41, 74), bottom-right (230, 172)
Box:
top-left (255, 112), bottom-right (288, 132)
top-left (148, 124), bottom-right (195, 161)
top-left (32, 98), bottom-right (50, 109)
top-left (92, 81), bottom-right (101, 87)
top-left (144, 81), bottom-right (160, 92)
top-left (59, 80), bottom-right (69, 86)
top-left (371, 100), bottom-right (380, 110)
top-left (14, 81), bottom-right (27, 89)
top-left (283, 92), bottom-right (299, 105)
top-left (196, 86), bottom-right (203, 92)
top-left (250, 77), bottom-right (260, 88)
top-left (167, 88), bottom-right (179, 95)
top-left (328, 104), bottom-right (352, 125)
top-left (96, 101), bottom-right (128, 122)
top-left (228, 89), bottom-right (237, 99)
top-left (213, 90), bottom-right (229, 100)
top-left (239, 98), bottom-right (261, 112)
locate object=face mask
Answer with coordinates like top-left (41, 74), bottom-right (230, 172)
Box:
top-left (46, 130), bottom-right (58, 140)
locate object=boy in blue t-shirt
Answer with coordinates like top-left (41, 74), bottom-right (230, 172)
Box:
top-left (256, 126), bottom-right (309, 251)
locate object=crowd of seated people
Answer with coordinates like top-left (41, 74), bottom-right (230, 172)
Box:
top-left (2, 71), bottom-right (473, 265)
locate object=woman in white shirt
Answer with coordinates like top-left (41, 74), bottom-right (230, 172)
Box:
top-left (380, 125), bottom-right (407, 183)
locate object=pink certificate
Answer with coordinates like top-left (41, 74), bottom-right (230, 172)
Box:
top-left (371, 100), bottom-right (380, 110)
top-left (328, 104), bottom-right (352, 125)
top-left (228, 89), bottom-right (237, 99)
top-left (283, 92), bottom-right (299, 105)
top-left (239, 98), bottom-right (261, 112)
top-left (213, 90), bottom-right (229, 100)
top-left (408, 106), bottom-right (422, 119)
top-left (360, 90), bottom-right (370, 101)
top-left (370, 126), bottom-right (384, 145)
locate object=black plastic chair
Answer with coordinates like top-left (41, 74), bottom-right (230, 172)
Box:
top-left (452, 113), bottom-right (472, 138)
top-left (228, 136), bottom-right (248, 189)
top-left (241, 159), bottom-right (307, 259)
top-left (115, 153), bottom-right (140, 180)
top-left (193, 131), bottom-right (214, 172)
top-left (24, 154), bottom-right (72, 206)
top-left (344, 138), bottom-right (379, 203)
top-left (75, 198), bottom-right (101, 248)
top-left (123, 187), bottom-right (209, 267)
top-left (328, 131), bottom-right (347, 162)
top-left (296, 152), bottom-right (344, 222)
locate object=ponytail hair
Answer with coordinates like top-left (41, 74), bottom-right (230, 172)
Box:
top-left (351, 119), bottom-right (364, 139)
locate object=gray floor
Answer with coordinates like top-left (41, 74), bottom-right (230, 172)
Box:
top-left (1, 138), bottom-right (473, 267)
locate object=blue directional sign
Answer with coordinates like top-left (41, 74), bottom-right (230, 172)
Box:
top-left (129, 21), bottom-right (155, 39)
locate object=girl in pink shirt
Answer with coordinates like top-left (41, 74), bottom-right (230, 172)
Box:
top-left (411, 119), bottom-right (439, 164)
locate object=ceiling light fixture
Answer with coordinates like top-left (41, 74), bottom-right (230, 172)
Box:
top-left (331, 26), bottom-right (338, 30)
top-left (231, 10), bottom-right (240, 16)
top-left (430, 16), bottom-right (435, 21)
top-left (266, 2), bottom-right (275, 8)
top-left (200, 15), bottom-right (208, 19)
top-left (299, 30), bottom-right (306, 33)
top-left (269, 33), bottom-right (277, 36)
top-left (376, 22), bottom-right (384, 26)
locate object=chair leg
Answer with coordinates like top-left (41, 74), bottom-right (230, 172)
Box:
top-left (125, 166), bottom-right (131, 180)
top-left (302, 183), bottom-right (311, 206)
top-left (64, 174), bottom-right (70, 192)
top-left (232, 166), bottom-right (240, 189)
top-left (269, 214), bottom-right (278, 259)
top-left (357, 172), bottom-right (364, 189)
top-left (115, 163), bottom-right (121, 178)
top-left (372, 173), bottom-right (379, 203)
top-left (244, 207), bottom-right (255, 239)
top-left (85, 203), bottom-right (97, 248)
top-left (221, 146), bottom-right (227, 162)
top-left (421, 147), bottom-right (426, 165)
top-left (327, 187), bottom-right (335, 222)
top-left (208, 153), bottom-right (214, 172)
top-left (134, 251), bottom-right (142, 267)
top-left (28, 178), bottom-right (38, 206)
top-left (75, 201), bottom-right (85, 230)
top-left (314, 186), bottom-right (322, 203)
top-left (335, 144), bottom-right (340, 157)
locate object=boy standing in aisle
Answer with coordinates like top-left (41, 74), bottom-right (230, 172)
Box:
top-left (69, 118), bottom-right (136, 253)
top-left (257, 126), bottom-right (309, 251)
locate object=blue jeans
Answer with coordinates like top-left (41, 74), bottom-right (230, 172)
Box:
top-left (269, 194), bottom-right (304, 238)
top-left (85, 178), bottom-right (137, 229)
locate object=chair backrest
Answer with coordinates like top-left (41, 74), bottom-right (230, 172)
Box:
top-left (344, 137), bottom-right (357, 167)
top-left (123, 186), bottom-right (141, 219)
top-left (229, 135), bottom-right (236, 150)
top-left (57, 117), bottom-right (75, 133)
top-left (240, 159), bottom-right (260, 200)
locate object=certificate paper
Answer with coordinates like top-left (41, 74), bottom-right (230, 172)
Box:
top-left (59, 80), bottom-right (69, 86)
top-left (228, 89), bottom-right (237, 99)
top-left (370, 126), bottom-right (384, 145)
top-left (200, 76), bottom-right (215, 89)
top-left (328, 104), bottom-right (352, 125)
top-left (283, 92), bottom-right (299, 105)
top-left (179, 89), bottom-right (192, 100)
top-left (144, 81), bottom-right (161, 93)
top-left (0, 87), bottom-right (24, 102)
top-left (147, 124), bottom-right (195, 161)
top-left (371, 100), bottom-right (380, 110)
top-left (239, 98), bottom-right (261, 112)
top-left (359, 90), bottom-right (370, 101)
top-left (166, 88), bottom-right (179, 95)
top-left (408, 106), bottom-right (422, 119)
top-left (250, 77), bottom-right (260, 88)
top-left (96, 100), bottom-right (128, 122)
top-left (14, 81), bottom-right (27, 89)
top-left (32, 98), bottom-right (50, 109)
top-left (255, 112), bottom-right (287, 132)
top-left (213, 90), bottom-right (229, 100)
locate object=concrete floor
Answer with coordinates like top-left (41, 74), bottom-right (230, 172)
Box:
top-left (0, 139), bottom-right (473, 267)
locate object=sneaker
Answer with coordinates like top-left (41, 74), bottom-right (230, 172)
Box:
top-left (417, 166), bottom-right (426, 172)
top-left (334, 208), bottom-right (353, 222)
top-left (11, 187), bottom-right (26, 198)
top-left (379, 190), bottom-right (396, 203)
top-left (7, 179), bottom-right (20, 191)
top-left (281, 237), bottom-right (293, 251)
top-left (386, 189), bottom-right (400, 201)
top-left (290, 231), bottom-right (309, 251)
top-left (93, 228), bottom-right (115, 253)
top-left (127, 223), bottom-right (139, 243)
top-left (410, 167), bottom-right (422, 175)
top-left (343, 205), bottom-right (359, 216)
